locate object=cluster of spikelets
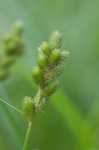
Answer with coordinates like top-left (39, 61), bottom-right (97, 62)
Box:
top-left (23, 30), bottom-right (70, 121)
top-left (0, 22), bottom-right (24, 81)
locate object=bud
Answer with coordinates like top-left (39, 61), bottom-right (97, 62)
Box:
top-left (0, 69), bottom-right (9, 81)
top-left (23, 96), bottom-right (35, 121)
top-left (49, 49), bottom-right (60, 64)
top-left (42, 80), bottom-right (59, 96)
top-left (1, 56), bottom-right (15, 68)
top-left (49, 30), bottom-right (62, 49)
top-left (32, 66), bottom-right (44, 85)
top-left (38, 53), bottom-right (47, 69)
top-left (41, 42), bottom-right (50, 55)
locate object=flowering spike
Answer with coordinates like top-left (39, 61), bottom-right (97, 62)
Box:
top-left (23, 30), bottom-right (70, 120)
top-left (0, 21), bottom-right (24, 81)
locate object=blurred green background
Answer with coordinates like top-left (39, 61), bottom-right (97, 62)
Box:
top-left (0, 0), bottom-right (99, 150)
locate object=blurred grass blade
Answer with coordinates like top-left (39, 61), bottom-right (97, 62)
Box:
top-left (51, 90), bottom-right (94, 149)
top-left (0, 102), bottom-right (24, 149)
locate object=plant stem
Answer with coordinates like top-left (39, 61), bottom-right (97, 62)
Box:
top-left (0, 98), bottom-right (22, 114)
top-left (22, 121), bottom-right (32, 150)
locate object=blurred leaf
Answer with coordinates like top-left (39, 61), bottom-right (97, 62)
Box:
top-left (51, 90), bottom-right (94, 150)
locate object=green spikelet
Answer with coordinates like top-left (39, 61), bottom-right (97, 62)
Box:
top-left (32, 66), bottom-right (44, 85)
top-left (23, 97), bottom-right (35, 121)
top-left (41, 41), bottom-right (51, 55)
top-left (49, 49), bottom-right (60, 64)
top-left (49, 30), bottom-right (62, 49)
top-left (23, 30), bottom-right (70, 118)
top-left (38, 53), bottom-right (47, 69)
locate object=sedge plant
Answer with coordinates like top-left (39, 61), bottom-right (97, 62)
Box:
top-left (0, 21), bottom-right (24, 81)
top-left (0, 24), bottom-right (70, 150)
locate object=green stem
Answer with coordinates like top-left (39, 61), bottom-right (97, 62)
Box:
top-left (22, 121), bottom-right (32, 150)
top-left (0, 98), bottom-right (22, 114)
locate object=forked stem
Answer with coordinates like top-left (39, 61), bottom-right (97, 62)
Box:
top-left (22, 121), bottom-right (32, 150)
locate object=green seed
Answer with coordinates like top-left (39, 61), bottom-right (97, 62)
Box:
top-left (42, 80), bottom-right (59, 96)
top-left (38, 53), bottom-right (47, 69)
top-left (49, 30), bottom-right (62, 49)
top-left (41, 42), bottom-right (50, 55)
top-left (23, 96), bottom-right (35, 121)
top-left (32, 66), bottom-right (44, 85)
top-left (49, 49), bottom-right (60, 64)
